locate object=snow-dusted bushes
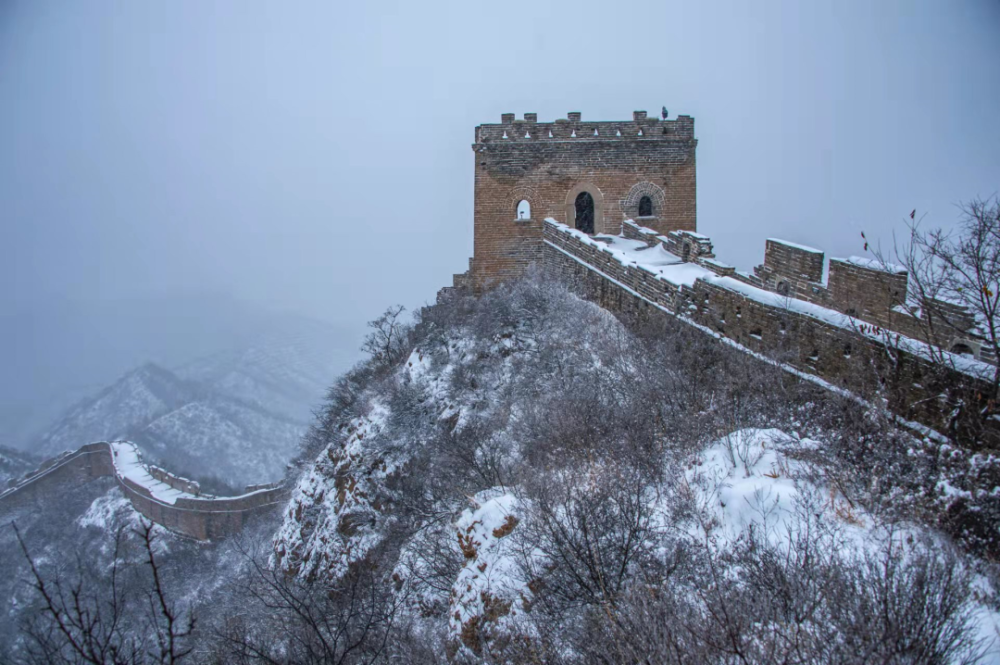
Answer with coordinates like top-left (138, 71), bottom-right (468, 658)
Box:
top-left (252, 270), bottom-right (1000, 662)
top-left (589, 527), bottom-right (987, 665)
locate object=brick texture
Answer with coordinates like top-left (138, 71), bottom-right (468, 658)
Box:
top-left (468, 110), bottom-right (697, 291)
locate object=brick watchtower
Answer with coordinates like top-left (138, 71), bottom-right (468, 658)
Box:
top-left (465, 110), bottom-right (697, 291)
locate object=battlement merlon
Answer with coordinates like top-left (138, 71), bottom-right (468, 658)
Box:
top-left (474, 111), bottom-right (695, 145)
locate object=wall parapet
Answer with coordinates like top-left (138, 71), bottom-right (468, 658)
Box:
top-left (752, 236), bottom-right (990, 363)
top-left (542, 218), bottom-right (998, 444)
top-left (476, 112), bottom-right (695, 144)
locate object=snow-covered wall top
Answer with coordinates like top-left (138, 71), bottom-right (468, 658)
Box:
top-left (0, 441), bottom-right (286, 540)
top-left (550, 218), bottom-right (994, 380)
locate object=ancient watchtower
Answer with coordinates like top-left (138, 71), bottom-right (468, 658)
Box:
top-left (467, 110), bottom-right (698, 290)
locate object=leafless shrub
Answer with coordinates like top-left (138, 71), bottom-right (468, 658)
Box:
top-left (516, 459), bottom-right (661, 616)
top-left (867, 198), bottom-right (1000, 441)
top-left (210, 540), bottom-right (402, 665)
top-left (590, 521), bottom-right (989, 665)
top-left (361, 305), bottom-right (413, 372)
top-left (13, 521), bottom-right (194, 665)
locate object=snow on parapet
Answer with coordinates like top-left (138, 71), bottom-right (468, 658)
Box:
top-left (542, 218), bottom-right (996, 383)
top-left (767, 238), bottom-right (823, 254)
top-left (109, 441), bottom-right (276, 505)
top-left (840, 255), bottom-right (907, 274)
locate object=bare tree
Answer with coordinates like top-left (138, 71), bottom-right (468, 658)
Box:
top-left (13, 521), bottom-right (193, 665)
top-left (211, 544), bottom-right (402, 665)
top-left (878, 198), bottom-right (1000, 396)
top-left (361, 305), bottom-right (411, 370)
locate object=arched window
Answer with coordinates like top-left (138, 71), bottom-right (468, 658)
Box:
top-left (516, 199), bottom-right (531, 220)
top-left (638, 195), bottom-right (653, 217)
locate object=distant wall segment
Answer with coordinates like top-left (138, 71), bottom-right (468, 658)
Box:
top-left (0, 442), bottom-right (286, 541)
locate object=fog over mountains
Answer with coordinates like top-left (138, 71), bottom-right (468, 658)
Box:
top-left (3, 296), bottom-right (361, 487)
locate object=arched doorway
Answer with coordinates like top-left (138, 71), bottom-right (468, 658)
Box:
top-left (575, 192), bottom-right (595, 234)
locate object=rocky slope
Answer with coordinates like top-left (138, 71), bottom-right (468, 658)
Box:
top-left (4, 276), bottom-right (1000, 662)
top-left (272, 277), bottom-right (1000, 662)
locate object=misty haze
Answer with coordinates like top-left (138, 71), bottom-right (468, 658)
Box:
top-left (1, 1), bottom-right (1000, 663)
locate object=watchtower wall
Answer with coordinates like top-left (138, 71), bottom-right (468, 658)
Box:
top-left (470, 110), bottom-right (697, 290)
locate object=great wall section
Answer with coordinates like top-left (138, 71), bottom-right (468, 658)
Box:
top-left (443, 109), bottom-right (999, 445)
top-left (539, 218), bottom-right (997, 442)
top-left (0, 441), bottom-right (286, 540)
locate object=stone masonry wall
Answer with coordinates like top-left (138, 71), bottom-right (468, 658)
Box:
top-left (752, 240), bottom-right (990, 362)
top-left (543, 221), bottom-right (997, 443)
top-left (0, 443), bottom-right (287, 540)
top-left (471, 110), bottom-right (697, 291)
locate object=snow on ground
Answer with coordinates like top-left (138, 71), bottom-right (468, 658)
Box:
top-left (77, 489), bottom-right (135, 530)
top-left (448, 490), bottom-right (530, 655)
top-left (273, 402), bottom-right (393, 579)
top-left (76, 486), bottom-right (172, 557)
top-left (683, 428), bottom-right (1000, 662)
top-left (683, 428), bottom-right (807, 545)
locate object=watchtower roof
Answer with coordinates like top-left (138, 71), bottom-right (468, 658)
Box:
top-left (475, 111), bottom-right (695, 144)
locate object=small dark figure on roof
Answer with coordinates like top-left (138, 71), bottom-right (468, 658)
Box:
top-left (662, 106), bottom-right (668, 119)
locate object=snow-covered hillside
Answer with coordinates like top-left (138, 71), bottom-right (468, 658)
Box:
top-left (36, 363), bottom-right (194, 457)
top-left (272, 276), bottom-right (1000, 662)
top-left (5, 275), bottom-right (1000, 662)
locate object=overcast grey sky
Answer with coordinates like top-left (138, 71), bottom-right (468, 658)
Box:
top-left (2, 0), bottom-right (999, 326)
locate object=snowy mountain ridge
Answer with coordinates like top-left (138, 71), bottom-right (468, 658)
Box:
top-left (33, 323), bottom-right (354, 487)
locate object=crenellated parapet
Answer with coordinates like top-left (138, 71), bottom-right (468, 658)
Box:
top-left (752, 238), bottom-right (991, 364)
top-left (476, 110), bottom-right (696, 144)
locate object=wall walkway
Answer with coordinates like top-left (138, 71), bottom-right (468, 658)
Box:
top-left (542, 218), bottom-right (998, 446)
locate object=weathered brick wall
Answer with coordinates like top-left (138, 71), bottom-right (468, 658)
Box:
top-left (543, 221), bottom-right (997, 443)
top-left (827, 258), bottom-right (908, 326)
top-left (0, 442), bottom-right (287, 540)
top-left (471, 110), bottom-right (697, 290)
top-left (752, 240), bottom-right (989, 361)
top-left (148, 465), bottom-right (201, 495)
top-left (760, 239), bottom-right (825, 285)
